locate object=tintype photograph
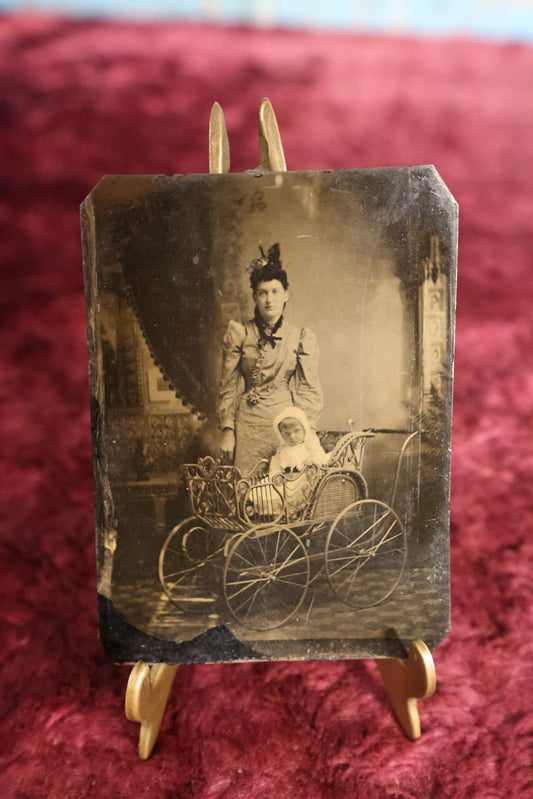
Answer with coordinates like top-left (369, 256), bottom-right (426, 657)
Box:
top-left (82, 166), bottom-right (457, 663)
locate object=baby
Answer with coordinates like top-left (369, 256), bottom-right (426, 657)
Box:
top-left (269, 406), bottom-right (329, 476)
top-left (244, 407), bottom-right (328, 521)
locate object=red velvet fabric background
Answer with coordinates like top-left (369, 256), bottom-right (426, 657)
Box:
top-left (1, 14), bottom-right (532, 797)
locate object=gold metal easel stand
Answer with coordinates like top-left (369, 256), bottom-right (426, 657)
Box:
top-left (125, 99), bottom-right (436, 759)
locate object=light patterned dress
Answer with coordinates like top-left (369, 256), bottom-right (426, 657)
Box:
top-left (217, 318), bottom-right (323, 475)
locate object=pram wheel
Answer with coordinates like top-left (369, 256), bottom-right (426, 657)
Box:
top-left (159, 517), bottom-right (218, 613)
top-left (325, 499), bottom-right (406, 608)
top-left (223, 525), bottom-right (310, 630)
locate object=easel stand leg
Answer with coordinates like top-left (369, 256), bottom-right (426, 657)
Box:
top-left (125, 662), bottom-right (179, 759)
top-left (376, 640), bottom-right (436, 740)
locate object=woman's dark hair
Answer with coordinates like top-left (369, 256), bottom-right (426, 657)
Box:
top-left (249, 243), bottom-right (289, 291)
top-left (250, 262), bottom-right (289, 291)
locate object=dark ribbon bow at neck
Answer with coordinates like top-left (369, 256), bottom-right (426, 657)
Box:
top-left (254, 307), bottom-right (283, 348)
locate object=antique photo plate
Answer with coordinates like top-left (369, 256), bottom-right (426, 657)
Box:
top-left (82, 166), bottom-right (457, 663)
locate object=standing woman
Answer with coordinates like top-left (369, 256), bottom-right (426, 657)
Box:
top-left (217, 244), bottom-right (323, 474)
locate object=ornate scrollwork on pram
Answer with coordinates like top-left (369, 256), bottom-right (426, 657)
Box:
top-left (325, 430), bottom-right (372, 471)
top-left (183, 456), bottom-right (242, 520)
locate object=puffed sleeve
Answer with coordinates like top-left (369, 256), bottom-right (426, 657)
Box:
top-left (293, 327), bottom-right (324, 428)
top-left (217, 320), bottom-right (246, 432)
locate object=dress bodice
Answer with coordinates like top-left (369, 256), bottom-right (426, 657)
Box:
top-left (217, 317), bottom-right (323, 474)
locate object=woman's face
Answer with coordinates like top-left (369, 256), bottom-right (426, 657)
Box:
top-left (253, 279), bottom-right (289, 326)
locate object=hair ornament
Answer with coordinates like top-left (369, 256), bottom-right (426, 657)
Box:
top-left (247, 243), bottom-right (282, 273)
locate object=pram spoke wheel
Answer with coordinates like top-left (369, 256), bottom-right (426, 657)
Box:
top-left (325, 499), bottom-right (406, 608)
top-left (223, 525), bottom-right (310, 630)
top-left (159, 517), bottom-right (219, 613)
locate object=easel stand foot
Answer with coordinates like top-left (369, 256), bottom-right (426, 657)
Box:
top-left (125, 662), bottom-right (179, 760)
top-left (376, 640), bottom-right (436, 740)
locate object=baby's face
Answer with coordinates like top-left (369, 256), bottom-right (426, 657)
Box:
top-left (279, 418), bottom-right (305, 447)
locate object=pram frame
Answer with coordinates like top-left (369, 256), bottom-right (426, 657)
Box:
top-left (159, 429), bottom-right (414, 631)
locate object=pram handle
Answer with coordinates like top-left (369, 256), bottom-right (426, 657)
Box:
top-left (361, 428), bottom-right (415, 436)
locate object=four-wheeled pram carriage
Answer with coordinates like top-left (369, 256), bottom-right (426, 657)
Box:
top-left (159, 430), bottom-right (417, 631)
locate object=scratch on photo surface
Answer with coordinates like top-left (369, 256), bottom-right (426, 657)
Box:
top-left (305, 590), bottom-right (317, 624)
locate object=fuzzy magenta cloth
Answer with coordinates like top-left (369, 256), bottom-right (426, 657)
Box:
top-left (1, 14), bottom-right (532, 798)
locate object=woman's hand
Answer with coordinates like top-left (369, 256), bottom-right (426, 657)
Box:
top-left (219, 428), bottom-right (236, 463)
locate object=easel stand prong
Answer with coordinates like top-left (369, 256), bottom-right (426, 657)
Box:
top-left (258, 97), bottom-right (286, 172)
top-left (209, 101), bottom-right (230, 174)
top-left (124, 98), bottom-right (437, 757)
top-left (376, 640), bottom-right (436, 740)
